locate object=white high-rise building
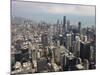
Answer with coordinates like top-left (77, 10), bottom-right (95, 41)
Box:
top-left (66, 33), bottom-right (72, 50)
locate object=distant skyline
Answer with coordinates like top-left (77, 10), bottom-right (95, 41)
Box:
top-left (11, 0), bottom-right (96, 27)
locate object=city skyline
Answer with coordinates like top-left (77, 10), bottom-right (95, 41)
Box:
top-left (11, 1), bottom-right (96, 74)
top-left (11, 1), bottom-right (96, 27)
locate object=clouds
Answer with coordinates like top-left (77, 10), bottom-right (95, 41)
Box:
top-left (36, 4), bottom-right (95, 16)
top-left (11, 1), bottom-right (95, 27)
top-left (12, 1), bottom-right (95, 16)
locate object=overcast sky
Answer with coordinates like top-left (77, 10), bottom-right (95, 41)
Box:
top-left (11, 0), bottom-right (96, 27)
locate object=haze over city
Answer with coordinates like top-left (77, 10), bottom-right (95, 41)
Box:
top-left (11, 1), bottom-right (95, 27)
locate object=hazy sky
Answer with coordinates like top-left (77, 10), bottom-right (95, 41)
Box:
top-left (11, 0), bottom-right (96, 27)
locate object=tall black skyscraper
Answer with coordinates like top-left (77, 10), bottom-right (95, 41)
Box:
top-left (41, 33), bottom-right (48, 46)
top-left (78, 21), bottom-right (81, 33)
top-left (80, 42), bottom-right (90, 60)
top-left (67, 20), bottom-right (70, 31)
top-left (63, 16), bottom-right (66, 33)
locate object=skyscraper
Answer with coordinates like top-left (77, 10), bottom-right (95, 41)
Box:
top-left (78, 21), bottom-right (81, 34)
top-left (67, 20), bottom-right (70, 31)
top-left (80, 42), bottom-right (90, 60)
top-left (41, 33), bottom-right (48, 46)
top-left (63, 16), bottom-right (66, 33)
top-left (56, 20), bottom-right (60, 35)
top-left (66, 33), bottom-right (72, 50)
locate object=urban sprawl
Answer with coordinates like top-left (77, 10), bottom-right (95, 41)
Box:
top-left (11, 16), bottom-right (96, 74)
